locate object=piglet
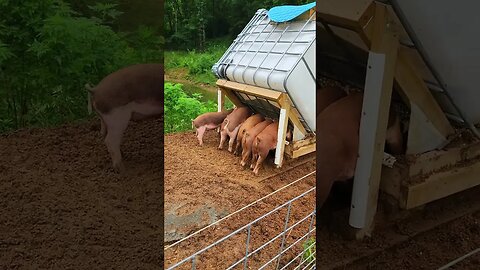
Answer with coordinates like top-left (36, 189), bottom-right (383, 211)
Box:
top-left (192, 109), bottom-right (233, 146)
top-left (234, 114), bottom-right (265, 156)
top-left (87, 63), bottom-right (163, 173)
top-left (219, 107), bottom-right (252, 152)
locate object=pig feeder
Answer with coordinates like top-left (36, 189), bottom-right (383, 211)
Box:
top-left (212, 3), bottom-right (317, 168)
top-left (317, 0), bottom-right (480, 238)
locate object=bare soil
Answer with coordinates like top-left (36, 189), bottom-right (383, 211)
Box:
top-left (0, 118), bottom-right (163, 269)
top-left (317, 184), bottom-right (480, 270)
top-left (164, 131), bottom-right (316, 269)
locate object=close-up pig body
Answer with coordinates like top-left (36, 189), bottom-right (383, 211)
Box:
top-left (316, 92), bottom-right (404, 209)
top-left (88, 63), bottom-right (164, 173)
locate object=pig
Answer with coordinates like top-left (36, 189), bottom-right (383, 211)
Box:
top-left (192, 109), bottom-right (233, 146)
top-left (316, 92), bottom-right (403, 209)
top-left (218, 106), bottom-right (252, 152)
top-left (317, 86), bottom-right (347, 116)
top-left (87, 63), bottom-right (163, 173)
top-left (234, 114), bottom-right (265, 155)
top-left (240, 119), bottom-right (273, 167)
top-left (250, 121), bottom-right (293, 175)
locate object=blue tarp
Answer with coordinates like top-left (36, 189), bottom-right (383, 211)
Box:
top-left (267, 2), bottom-right (316, 23)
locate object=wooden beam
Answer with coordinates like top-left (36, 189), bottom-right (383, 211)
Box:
top-left (395, 48), bottom-right (454, 138)
top-left (287, 103), bottom-right (307, 137)
top-left (217, 88), bottom-right (225, 112)
top-left (349, 4), bottom-right (399, 236)
top-left (291, 144), bottom-right (316, 158)
top-left (403, 161), bottom-right (480, 209)
top-left (317, 0), bottom-right (374, 31)
top-left (408, 141), bottom-right (480, 178)
top-left (216, 79), bottom-right (283, 102)
top-left (275, 94), bottom-right (291, 167)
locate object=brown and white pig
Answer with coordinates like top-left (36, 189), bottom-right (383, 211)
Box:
top-left (192, 109), bottom-right (233, 146)
top-left (234, 114), bottom-right (265, 156)
top-left (87, 63), bottom-right (163, 173)
top-left (317, 86), bottom-right (347, 116)
top-left (218, 106), bottom-right (252, 152)
top-left (240, 119), bottom-right (273, 167)
top-left (316, 92), bottom-right (403, 209)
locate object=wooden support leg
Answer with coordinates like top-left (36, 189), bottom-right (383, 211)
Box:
top-left (349, 4), bottom-right (399, 238)
top-left (217, 88), bottom-right (225, 112)
top-left (275, 95), bottom-right (291, 168)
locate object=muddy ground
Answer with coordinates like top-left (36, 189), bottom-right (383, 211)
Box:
top-left (164, 131), bottom-right (316, 269)
top-left (0, 118), bottom-right (163, 269)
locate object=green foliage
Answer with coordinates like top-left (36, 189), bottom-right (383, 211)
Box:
top-left (302, 237), bottom-right (316, 263)
top-left (165, 39), bottom-right (228, 85)
top-left (165, 0), bottom-right (312, 50)
top-left (164, 82), bottom-right (217, 133)
top-left (0, 0), bottom-right (163, 133)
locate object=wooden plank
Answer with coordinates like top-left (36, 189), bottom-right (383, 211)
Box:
top-left (317, 0), bottom-right (374, 31)
top-left (287, 100), bottom-right (307, 137)
top-left (292, 144), bottom-right (316, 158)
top-left (395, 47), bottom-right (454, 138)
top-left (217, 88), bottom-right (225, 112)
top-left (275, 95), bottom-right (291, 167)
top-left (216, 79), bottom-right (282, 102)
top-left (408, 141), bottom-right (480, 177)
top-left (404, 161), bottom-right (480, 209)
top-left (349, 4), bottom-right (399, 235)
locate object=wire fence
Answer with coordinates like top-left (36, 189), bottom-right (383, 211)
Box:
top-left (165, 173), bottom-right (316, 270)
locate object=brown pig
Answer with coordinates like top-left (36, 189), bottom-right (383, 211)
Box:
top-left (250, 121), bottom-right (282, 176)
top-left (317, 86), bottom-right (347, 115)
top-left (316, 92), bottom-right (403, 209)
top-left (240, 119), bottom-right (273, 167)
top-left (192, 109), bottom-right (233, 146)
top-left (87, 63), bottom-right (163, 173)
top-left (219, 106), bottom-right (252, 152)
top-left (234, 114), bottom-right (265, 155)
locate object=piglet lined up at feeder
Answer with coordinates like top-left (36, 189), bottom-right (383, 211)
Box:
top-left (219, 107), bottom-right (252, 152)
top-left (87, 63), bottom-right (163, 173)
top-left (251, 121), bottom-right (293, 175)
top-left (316, 92), bottom-right (404, 209)
top-left (192, 109), bottom-right (233, 146)
top-left (240, 119), bottom-right (273, 167)
top-left (234, 114), bottom-right (265, 155)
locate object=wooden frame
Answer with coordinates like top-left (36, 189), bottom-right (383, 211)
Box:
top-left (216, 79), bottom-right (315, 167)
top-left (317, 0), bottom-right (475, 239)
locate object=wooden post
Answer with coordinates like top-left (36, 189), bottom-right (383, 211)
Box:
top-left (217, 88), bottom-right (225, 112)
top-left (275, 94), bottom-right (291, 168)
top-left (349, 4), bottom-right (399, 238)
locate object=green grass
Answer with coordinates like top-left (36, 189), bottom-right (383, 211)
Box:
top-left (165, 38), bottom-right (229, 85)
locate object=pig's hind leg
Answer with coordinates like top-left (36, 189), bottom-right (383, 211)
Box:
top-left (227, 125), bottom-right (241, 153)
top-left (196, 125), bottom-right (207, 146)
top-left (103, 108), bottom-right (131, 173)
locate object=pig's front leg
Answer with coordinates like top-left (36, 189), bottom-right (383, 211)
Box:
top-left (218, 129), bottom-right (228, 150)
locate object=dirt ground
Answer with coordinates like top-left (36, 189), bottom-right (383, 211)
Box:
top-left (317, 184), bottom-right (480, 270)
top-left (164, 131), bottom-right (316, 269)
top-left (0, 118), bottom-right (163, 269)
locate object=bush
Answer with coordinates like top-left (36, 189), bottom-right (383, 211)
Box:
top-left (0, 0), bottom-right (163, 133)
top-left (164, 82), bottom-right (217, 133)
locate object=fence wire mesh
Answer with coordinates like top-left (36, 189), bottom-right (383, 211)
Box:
top-left (165, 178), bottom-right (316, 270)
